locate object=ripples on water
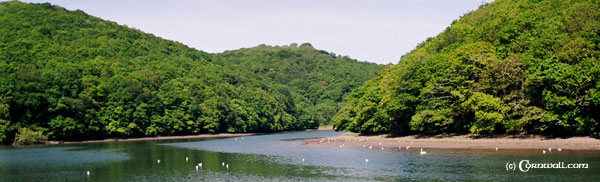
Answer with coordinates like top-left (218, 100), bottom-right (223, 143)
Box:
top-left (0, 147), bottom-right (128, 181)
top-left (1, 131), bottom-right (599, 181)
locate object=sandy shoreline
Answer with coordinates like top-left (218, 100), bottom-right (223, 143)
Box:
top-left (304, 133), bottom-right (600, 150)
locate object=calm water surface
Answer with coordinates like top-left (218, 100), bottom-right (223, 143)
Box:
top-left (0, 131), bottom-right (598, 181)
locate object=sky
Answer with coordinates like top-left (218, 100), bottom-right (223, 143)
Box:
top-left (23, 0), bottom-right (493, 64)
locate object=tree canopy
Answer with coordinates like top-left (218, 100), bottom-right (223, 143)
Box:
top-left (333, 0), bottom-right (600, 137)
top-left (0, 1), bottom-right (381, 144)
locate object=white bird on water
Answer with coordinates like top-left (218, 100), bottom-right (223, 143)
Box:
top-left (369, 146), bottom-right (373, 149)
top-left (222, 162), bottom-right (225, 166)
top-left (495, 147), bottom-right (498, 151)
top-left (558, 148), bottom-right (562, 152)
top-left (195, 165), bottom-right (199, 171)
top-left (365, 158), bottom-right (369, 163)
top-left (420, 148), bottom-right (427, 155)
top-left (543, 150), bottom-right (547, 154)
top-left (548, 147), bottom-right (552, 152)
top-left (186, 157), bottom-right (189, 162)
top-left (226, 164), bottom-right (229, 170)
top-left (86, 171), bottom-right (90, 177)
top-left (199, 162), bottom-right (203, 168)
top-left (302, 158), bottom-right (305, 163)
top-left (157, 159), bottom-right (160, 164)
top-left (381, 147), bottom-right (384, 150)
top-left (406, 146), bottom-right (411, 150)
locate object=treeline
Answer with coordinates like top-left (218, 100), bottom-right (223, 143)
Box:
top-left (0, 1), bottom-right (381, 144)
top-left (334, 0), bottom-right (600, 136)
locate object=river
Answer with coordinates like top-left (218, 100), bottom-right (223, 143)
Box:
top-left (0, 131), bottom-right (598, 181)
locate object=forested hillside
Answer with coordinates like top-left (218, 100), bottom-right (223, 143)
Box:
top-left (214, 44), bottom-right (381, 126)
top-left (0, 1), bottom-right (381, 144)
top-left (334, 0), bottom-right (600, 136)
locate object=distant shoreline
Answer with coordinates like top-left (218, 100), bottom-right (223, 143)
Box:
top-left (304, 133), bottom-right (600, 150)
top-left (312, 125), bottom-right (334, 131)
top-left (48, 133), bottom-right (257, 145)
top-left (4, 126), bottom-right (335, 147)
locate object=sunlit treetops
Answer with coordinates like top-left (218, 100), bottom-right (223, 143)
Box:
top-left (333, 0), bottom-right (600, 136)
top-left (0, 1), bottom-right (381, 144)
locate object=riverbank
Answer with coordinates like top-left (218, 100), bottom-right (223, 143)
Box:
top-left (52, 126), bottom-right (335, 145)
top-left (45, 133), bottom-right (256, 145)
top-left (304, 133), bottom-right (600, 150)
top-left (313, 125), bottom-right (334, 131)
top-left (5, 126), bottom-right (335, 147)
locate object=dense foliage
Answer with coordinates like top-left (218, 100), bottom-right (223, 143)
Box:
top-left (334, 0), bottom-right (600, 136)
top-left (214, 44), bottom-right (381, 126)
top-left (0, 1), bottom-right (381, 144)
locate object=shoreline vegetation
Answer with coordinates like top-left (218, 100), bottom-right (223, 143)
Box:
top-left (4, 126), bottom-right (336, 147)
top-left (5, 133), bottom-right (256, 147)
top-left (304, 133), bottom-right (600, 150)
top-left (6, 125), bottom-right (600, 151)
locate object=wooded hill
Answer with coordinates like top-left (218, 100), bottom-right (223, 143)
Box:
top-left (0, 1), bottom-right (381, 144)
top-left (333, 0), bottom-right (600, 136)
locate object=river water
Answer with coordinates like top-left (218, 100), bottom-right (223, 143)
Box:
top-left (0, 131), bottom-right (598, 181)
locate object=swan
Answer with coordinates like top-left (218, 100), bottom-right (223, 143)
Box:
top-left (157, 159), bottom-right (160, 164)
top-left (365, 158), bottom-right (369, 163)
top-left (186, 157), bottom-right (188, 162)
top-left (557, 148), bottom-right (562, 152)
top-left (86, 171), bottom-right (90, 177)
top-left (420, 148), bottom-right (427, 155)
top-left (543, 150), bottom-right (547, 154)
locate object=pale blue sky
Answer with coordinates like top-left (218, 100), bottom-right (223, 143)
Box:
top-left (22, 0), bottom-right (492, 64)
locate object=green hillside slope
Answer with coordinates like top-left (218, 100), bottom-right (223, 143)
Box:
top-left (333, 0), bottom-right (600, 136)
top-left (0, 1), bottom-right (381, 144)
top-left (214, 44), bottom-right (381, 125)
